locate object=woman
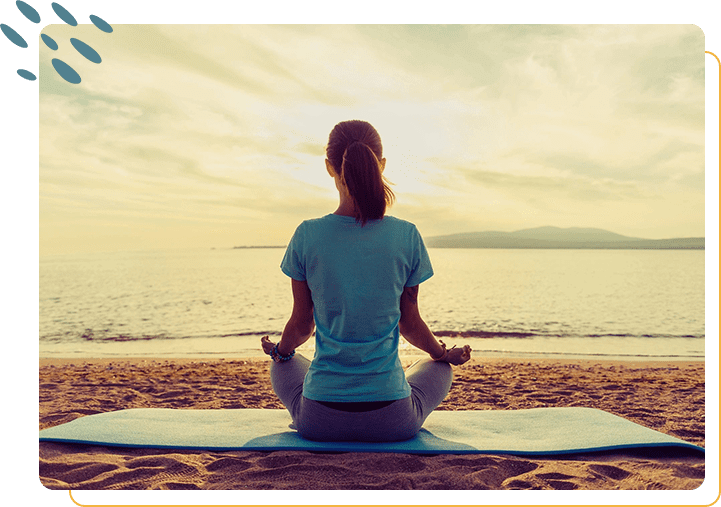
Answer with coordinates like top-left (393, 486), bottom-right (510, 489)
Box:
top-left (261, 120), bottom-right (471, 442)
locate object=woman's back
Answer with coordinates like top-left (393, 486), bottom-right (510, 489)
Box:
top-left (281, 214), bottom-right (433, 402)
top-left (262, 119), bottom-right (470, 442)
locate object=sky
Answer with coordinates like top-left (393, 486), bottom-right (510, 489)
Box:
top-left (38, 24), bottom-right (706, 256)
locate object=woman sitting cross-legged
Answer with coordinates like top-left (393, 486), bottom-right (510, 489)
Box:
top-left (261, 119), bottom-right (471, 442)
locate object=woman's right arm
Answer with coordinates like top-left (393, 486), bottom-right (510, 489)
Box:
top-left (398, 285), bottom-right (471, 364)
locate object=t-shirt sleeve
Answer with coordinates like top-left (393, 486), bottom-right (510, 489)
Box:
top-left (405, 225), bottom-right (434, 287)
top-left (280, 223), bottom-right (306, 281)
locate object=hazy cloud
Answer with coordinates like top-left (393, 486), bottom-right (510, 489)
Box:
top-left (39, 24), bottom-right (705, 255)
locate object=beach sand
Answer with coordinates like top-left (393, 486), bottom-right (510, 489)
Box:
top-left (39, 357), bottom-right (705, 490)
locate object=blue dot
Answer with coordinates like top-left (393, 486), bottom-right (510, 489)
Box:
top-left (89, 15), bottom-right (113, 33)
top-left (41, 33), bottom-right (58, 50)
top-left (17, 68), bottom-right (36, 80)
top-left (16, 1), bottom-right (40, 23)
top-left (51, 58), bottom-right (81, 84)
top-left (51, 2), bottom-right (77, 26)
top-left (70, 38), bottom-right (101, 64)
top-left (1, 23), bottom-right (28, 48)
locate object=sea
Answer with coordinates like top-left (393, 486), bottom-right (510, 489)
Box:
top-left (39, 247), bottom-right (705, 361)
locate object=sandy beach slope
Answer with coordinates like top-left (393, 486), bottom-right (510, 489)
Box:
top-left (39, 358), bottom-right (704, 490)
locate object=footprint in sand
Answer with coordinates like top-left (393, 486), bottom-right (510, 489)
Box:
top-left (256, 454), bottom-right (306, 469)
top-left (672, 464), bottom-right (705, 479)
top-left (536, 472), bottom-right (576, 480)
top-left (376, 476), bottom-right (415, 488)
top-left (206, 457), bottom-right (252, 472)
top-left (81, 467), bottom-right (171, 489)
top-left (125, 456), bottom-right (191, 469)
top-left (40, 461), bottom-right (119, 482)
top-left (357, 456), bottom-right (427, 474)
top-left (601, 384), bottom-right (624, 391)
top-left (158, 482), bottom-right (201, 490)
top-left (442, 456), bottom-right (500, 468)
top-left (538, 472), bottom-right (580, 489)
top-left (440, 456), bottom-right (540, 489)
top-left (70, 408), bottom-right (103, 416)
top-left (546, 480), bottom-right (578, 489)
top-left (154, 390), bottom-right (187, 399)
top-left (244, 463), bottom-right (351, 482)
top-left (505, 479), bottom-right (536, 489)
top-left (41, 413), bottom-right (75, 425)
top-left (527, 396), bottom-right (560, 405)
top-left (671, 428), bottom-right (705, 440)
top-left (588, 464), bottom-right (632, 480)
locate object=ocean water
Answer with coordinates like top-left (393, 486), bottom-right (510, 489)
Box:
top-left (39, 247), bottom-right (705, 361)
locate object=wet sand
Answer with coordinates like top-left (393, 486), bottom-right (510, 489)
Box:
top-left (39, 357), bottom-right (704, 490)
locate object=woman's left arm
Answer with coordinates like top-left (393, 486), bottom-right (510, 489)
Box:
top-left (276, 279), bottom-right (315, 356)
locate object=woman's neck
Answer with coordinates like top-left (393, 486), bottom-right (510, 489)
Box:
top-left (333, 188), bottom-right (357, 217)
top-left (333, 200), bottom-right (356, 217)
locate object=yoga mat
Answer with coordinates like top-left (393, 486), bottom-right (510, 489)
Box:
top-left (39, 407), bottom-right (704, 455)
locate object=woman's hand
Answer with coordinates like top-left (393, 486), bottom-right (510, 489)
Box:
top-left (442, 344), bottom-right (472, 365)
top-left (261, 335), bottom-right (275, 355)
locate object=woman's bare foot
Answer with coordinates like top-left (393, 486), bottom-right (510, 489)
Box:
top-left (261, 335), bottom-right (275, 355)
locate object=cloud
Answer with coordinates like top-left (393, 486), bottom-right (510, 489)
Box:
top-left (450, 163), bottom-right (647, 202)
top-left (38, 24), bottom-right (706, 254)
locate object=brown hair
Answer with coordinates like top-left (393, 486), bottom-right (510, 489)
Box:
top-left (326, 120), bottom-right (395, 225)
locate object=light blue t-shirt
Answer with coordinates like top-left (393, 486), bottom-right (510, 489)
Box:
top-left (280, 214), bottom-right (434, 402)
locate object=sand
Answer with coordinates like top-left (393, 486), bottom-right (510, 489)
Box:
top-left (39, 357), bottom-right (705, 490)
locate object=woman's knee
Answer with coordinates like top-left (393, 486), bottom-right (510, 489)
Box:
top-left (406, 358), bottom-right (453, 383)
top-left (406, 359), bottom-right (453, 418)
top-left (269, 355), bottom-right (309, 409)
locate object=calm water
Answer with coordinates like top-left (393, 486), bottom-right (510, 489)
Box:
top-left (39, 248), bottom-right (705, 360)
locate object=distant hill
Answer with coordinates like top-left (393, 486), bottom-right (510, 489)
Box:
top-left (425, 226), bottom-right (704, 250)
top-left (232, 245), bottom-right (285, 249)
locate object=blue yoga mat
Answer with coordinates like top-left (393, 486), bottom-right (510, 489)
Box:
top-left (39, 407), bottom-right (704, 455)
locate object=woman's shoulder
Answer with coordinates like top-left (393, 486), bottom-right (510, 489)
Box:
top-left (294, 214), bottom-right (334, 227)
top-left (382, 215), bottom-right (412, 225)
top-left (295, 215), bottom-right (420, 236)
top-left (292, 215), bottom-right (350, 237)
top-left (382, 215), bottom-right (421, 233)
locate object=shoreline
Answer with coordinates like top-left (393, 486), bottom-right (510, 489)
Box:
top-left (39, 331), bottom-right (705, 365)
top-left (39, 356), bottom-right (705, 367)
top-left (39, 356), bottom-right (705, 490)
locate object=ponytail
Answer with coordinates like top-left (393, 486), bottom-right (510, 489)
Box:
top-left (326, 120), bottom-right (395, 226)
top-left (341, 142), bottom-right (394, 225)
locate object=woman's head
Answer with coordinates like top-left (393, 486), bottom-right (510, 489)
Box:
top-left (326, 120), bottom-right (395, 225)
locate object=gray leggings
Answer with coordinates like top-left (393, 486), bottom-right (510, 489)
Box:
top-left (269, 354), bottom-right (453, 442)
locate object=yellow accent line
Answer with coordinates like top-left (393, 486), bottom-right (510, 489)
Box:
top-left (68, 490), bottom-right (83, 507)
top-left (705, 47), bottom-right (721, 507)
top-left (57, 46), bottom-right (721, 507)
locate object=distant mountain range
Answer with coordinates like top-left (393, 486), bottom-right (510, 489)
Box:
top-left (425, 226), bottom-right (704, 250)
top-left (232, 245), bottom-right (285, 249)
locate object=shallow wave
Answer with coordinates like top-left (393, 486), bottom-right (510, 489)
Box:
top-left (432, 330), bottom-right (705, 340)
top-left (40, 327), bottom-right (705, 343)
top-left (465, 348), bottom-right (704, 360)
